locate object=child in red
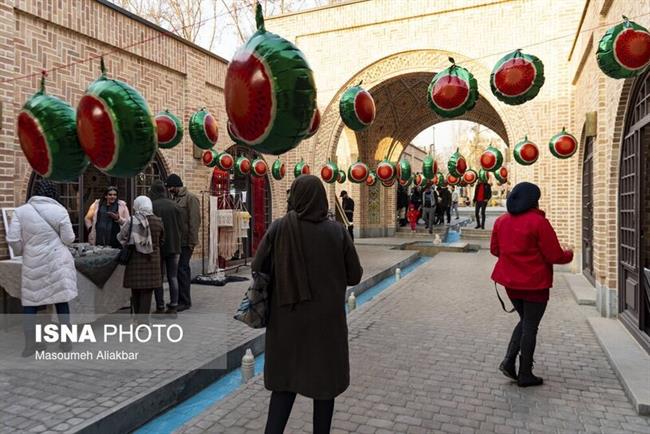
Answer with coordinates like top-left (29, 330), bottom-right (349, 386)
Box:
top-left (406, 203), bottom-right (419, 232)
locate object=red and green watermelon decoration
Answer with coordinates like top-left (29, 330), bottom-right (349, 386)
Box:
top-left (459, 179), bottom-right (468, 187)
top-left (235, 156), bottom-right (251, 176)
top-left (348, 161), bottom-right (369, 183)
top-left (395, 159), bottom-right (412, 182)
top-left (478, 169), bottom-right (491, 183)
top-left (155, 110), bottom-right (183, 149)
top-left (447, 174), bottom-right (460, 185)
top-left (224, 3), bottom-right (316, 155)
top-left (381, 178), bottom-right (396, 188)
top-left (398, 176), bottom-right (413, 187)
top-left (304, 108), bottom-right (321, 139)
top-left (320, 160), bottom-right (339, 183)
top-left (337, 169), bottom-right (347, 184)
top-left (414, 173), bottom-right (425, 187)
top-left (339, 81), bottom-right (376, 131)
top-left (480, 144), bottom-right (504, 172)
top-left (376, 159), bottom-right (396, 182)
top-left (462, 169), bottom-right (478, 185)
top-left (227, 120), bottom-right (243, 145)
top-left (548, 127), bottom-right (578, 159)
top-left (366, 170), bottom-right (377, 186)
top-left (433, 172), bottom-right (445, 187)
top-left (189, 108), bottom-right (219, 150)
top-left (494, 166), bottom-right (508, 184)
top-left (77, 58), bottom-right (156, 177)
top-left (18, 71), bottom-right (88, 181)
top-left (294, 159), bottom-right (310, 178)
top-left (202, 149), bottom-right (219, 167)
top-left (216, 151), bottom-right (235, 171)
top-left (514, 136), bottom-right (539, 165)
top-left (597, 16), bottom-right (650, 79)
top-left (427, 57), bottom-right (478, 118)
top-left (251, 158), bottom-right (268, 177)
top-left (271, 158), bottom-right (286, 180)
top-left (447, 148), bottom-right (467, 177)
top-left (422, 155), bottom-right (438, 179)
top-left (490, 49), bottom-right (545, 105)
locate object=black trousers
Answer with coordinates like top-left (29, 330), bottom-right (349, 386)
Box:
top-left (347, 224), bottom-right (354, 241)
top-left (475, 201), bottom-right (487, 228)
top-left (178, 246), bottom-right (194, 306)
top-left (506, 299), bottom-right (547, 364)
top-left (131, 289), bottom-right (154, 315)
top-left (265, 391), bottom-right (334, 434)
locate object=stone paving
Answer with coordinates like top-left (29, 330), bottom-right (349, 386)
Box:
top-left (0, 245), bottom-right (412, 433)
top-left (177, 250), bottom-right (650, 434)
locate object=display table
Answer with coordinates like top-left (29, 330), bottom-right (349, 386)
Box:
top-left (0, 245), bottom-right (131, 324)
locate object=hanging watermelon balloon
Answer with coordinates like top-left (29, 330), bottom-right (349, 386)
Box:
top-left (398, 176), bottom-right (413, 187)
top-left (427, 57), bottom-right (478, 118)
top-left (77, 58), bottom-right (156, 177)
top-left (348, 161), bottom-right (369, 184)
top-left (514, 136), bottom-right (540, 165)
top-left (433, 172), bottom-right (445, 187)
top-left (422, 155), bottom-right (438, 179)
top-left (339, 81), bottom-right (376, 131)
top-left (155, 110), bottom-right (183, 149)
top-left (478, 169), bottom-right (491, 183)
top-left (271, 158), bottom-right (286, 180)
top-left (227, 120), bottom-right (244, 145)
top-left (413, 173), bottom-right (425, 187)
top-left (294, 159), bottom-right (310, 178)
top-left (202, 149), bottom-right (219, 167)
top-left (366, 170), bottom-right (377, 187)
top-left (235, 156), bottom-right (251, 176)
top-left (597, 16), bottom-right (650, 79)
top-left (549, 127), bottom-right (578, 159)
top-left (447, 174), bottom-right (460, 185)
top-left (459, 179), bottom-right (468, 187)
top-left (480, 144), bottom-right (504, 172)
top-left (447, 148), bottom-right (467, 177)
top-left (396, 159), bottom-right (412, 182)
top-left (494, 166), bottom-right (508, 184)
top-left (189, 108), bottom-right (219, 150)
top-left (224, 3), bottom-right (316, 155)
top-left (18, 72), bottom-right (88, 181)
top-left (376, 159), bottom-right (396, 182)
top-left (304, 108), bottom-right (321, 139)
top-left (337, 170), bottom-right (347, 184)
top-left (381, 178), bottom-right (396, 188)
top-left (251, 158), bottom-right (268, 177)
top-left (490, 49), bottom-right (545, 105)
top-left (462, 169), bottom-right (478, 185)
top-left (216, 151), bottom-right (235, 171)
top-left (320, 160), bottom-right (339, 184)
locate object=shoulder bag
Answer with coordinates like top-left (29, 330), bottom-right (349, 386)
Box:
top-left (116, 218), bottom-right (134, 265)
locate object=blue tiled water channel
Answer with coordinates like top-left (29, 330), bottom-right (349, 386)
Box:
top-left (135, 256), bottom-right (430, 434)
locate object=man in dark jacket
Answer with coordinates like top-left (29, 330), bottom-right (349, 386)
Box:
top-left (438, 187), bottom-right (452, 224)
top-left (473, 182), bottom-right (492, 229)
top-left (340, 190), bottom-right (355, 240)
top-left (165, 174), bottom-right (201, 311)
top-left (421, 186), bottom-right (437, 232)
top-left (149, 180), bottom-right (183, 317)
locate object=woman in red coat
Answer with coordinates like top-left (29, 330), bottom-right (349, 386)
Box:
top-left (490, 182), bottom-right (573, 387)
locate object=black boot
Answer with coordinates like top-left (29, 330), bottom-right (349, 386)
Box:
top-left (517, 355), bottom-right (543, 387)
top-left (499, 340), bottom-right (518, 381)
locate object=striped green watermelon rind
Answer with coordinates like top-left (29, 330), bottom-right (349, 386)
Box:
top-left (480, 145), bottom-right (504, 172)
top-left (304, 108), bottom-right (321, 139)
top-left (462, 169), bottom-right (478, 185)
top-left (216, 152), bottom-right (235, 171)
top-left (251, 158), bottom-right (268, 177)
top-left (490, 49), bottom-right (545, 105)
top-left (235, 156), bottom-right (251, 176)
top-left (339, 85), bottom-right (376, 131)
top-left (597, 18), bottom-right (650, 79)
top-left (189, 109), bottom-right (219, 150)
top-left (399, 175), bottom-right (413, 187)
top-left (447, 149), bottom-right (467, 177)
top-left (366, 170), bottom-right (377, 186)
top-left (422, 155), bottom-right (436, 179)
top-left (337, 169), bottom-right (347, 184)
top-left (224, 4), bottom-right (316, 155)
top-left (414, 173), bottom-right (424, 187)
top-left (427, 61), bottom-right (478, 118)
top-left (321, 161), bottom-right (339, 183)
top-left (271, 158), bottom-right (286, 180)
top-left (549, 128), bottom-right (578, 159)
top-left (294, 159), bottom-right (310, 178)
top-left (514, 137), bottom-right (539, 166)
top-left (478, 169), bottom-right (491, 183)
top-left (18, 80), bottom-right (88, 181)
top-left (396, 160), bottom-right (412, 182)
top-left (155, 110), bottom-right (184, 149)
top-left (77, 68), bottom-right (156, 178)
top-left (494, 168), bottom-right (508, 183)
top-left (202, 149), bottom-right (219, 167)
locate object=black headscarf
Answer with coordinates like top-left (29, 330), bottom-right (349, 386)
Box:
top-left (507, 182), bottom-right (541, 215)
top-left (34, 180), bottom-right (59, 202)
top-left (274, 175), bottom-right (328, 306)
top-left (148, 179), bottom-right (167, 201)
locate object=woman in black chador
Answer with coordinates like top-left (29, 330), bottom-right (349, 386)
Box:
top-left (253, 175), bottom-right (363, 434)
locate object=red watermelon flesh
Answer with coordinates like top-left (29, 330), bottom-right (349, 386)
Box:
top-left (354, 91), bottom-right (376, 125)
top-left (254, 160), bottom-right (267, 175)
top-left (309, 109), bottom-right (320, 136)
top-left (521, 143), bottom-right (539, 161)
top-left (377, 164), bottom-right (394, 181)
top-left (202, 151), bottom-right (215, 166)
top-left (77, 95), bottom-right (117, 169)
top-left (156, 114), bottom-right (177, 144)
top-left (17, 112), bottom-right (50, 175)
top-left (499, 167), bottom-right (508, 178)
top-left (481, 152), bottom-right (496, 170)
top-left (456, 158), bottom-right (467, 174)
top-left (615, 28), bottom-right (650, 70)
top-left (555, 135), bottom-right (577, 155)
top-left (225, 52), bottom-right (274, 143)
top-left (432, 75), bottom-right (469, 110)
top-left (302, 165), bottom-right (310, 175)
top-left (351, 164), bottom-right (368, 181)
top-left (203, 114), bottom-right (219, 144)
top-left (220, 154), bottom-right (234, 170)
top-left (494, 58), bottom-right (535, 96)
top-left (463, 172), bottom-right (476, 183)
top-left (280, 164), bottom-right (286, 177)
top-left (321, 166), bottom-right (334, 181)
top-left (240, 159), bottom-right (251, 173)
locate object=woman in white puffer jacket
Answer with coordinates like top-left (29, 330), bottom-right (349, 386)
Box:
top-left (6, 180), bottom-right (77, 357)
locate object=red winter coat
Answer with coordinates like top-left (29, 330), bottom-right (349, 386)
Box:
top-left (490, 209), bottom-right (573, 290)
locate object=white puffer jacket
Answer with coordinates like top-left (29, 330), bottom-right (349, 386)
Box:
top-left (6, 196), bottom-right (78, 306)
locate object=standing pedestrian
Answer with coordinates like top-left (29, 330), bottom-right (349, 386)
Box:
top-left (490, 182), bottom-right (573, 387)
top-left (7, 180), bottom-right (77, 357)
top-left (253, 175), bottom-right (363, 434)
top-left (84, 186), bottom-right (130, 248)
top-left (165, 174), bottom-right (200, 312)
top-left (118, 196), bottom-right (164, 320)
top-left (148, 180), bottom-right (183, 317)
top-left (450, 185), bottom-right (460, 219)
top-left (473, 181), bottom-right (492, 229)
top-left (440, 186), bottom-right (452, 224)
top-left (397, 184), bottom-right (409, 227)
top-left (340, 190), bottom-right (355, 241)
top-left (421, 185), bottom-right (437, 233)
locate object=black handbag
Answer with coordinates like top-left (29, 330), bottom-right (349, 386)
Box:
top-left (233, 271), bottom-right (271, 329)
top-left (116, 219), bottom-right (134, 265)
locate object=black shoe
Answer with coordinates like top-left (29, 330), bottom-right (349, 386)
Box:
top-left (164, 308), bottom-right (178, 319)
top-left (499, 360), bottom-right (518, 381)
top-left (176, 304), bottom-right (190, 312)
top-left (475, 225), bottom-right (481, 229)
top-left (153, 308), bottom-right (166, 315)
top-left (60, 341), bottom-right (72, 352)
top-left (481, 226), bottom-right (485, 230)
top-left (518, 356), bottom-right (543, 387)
